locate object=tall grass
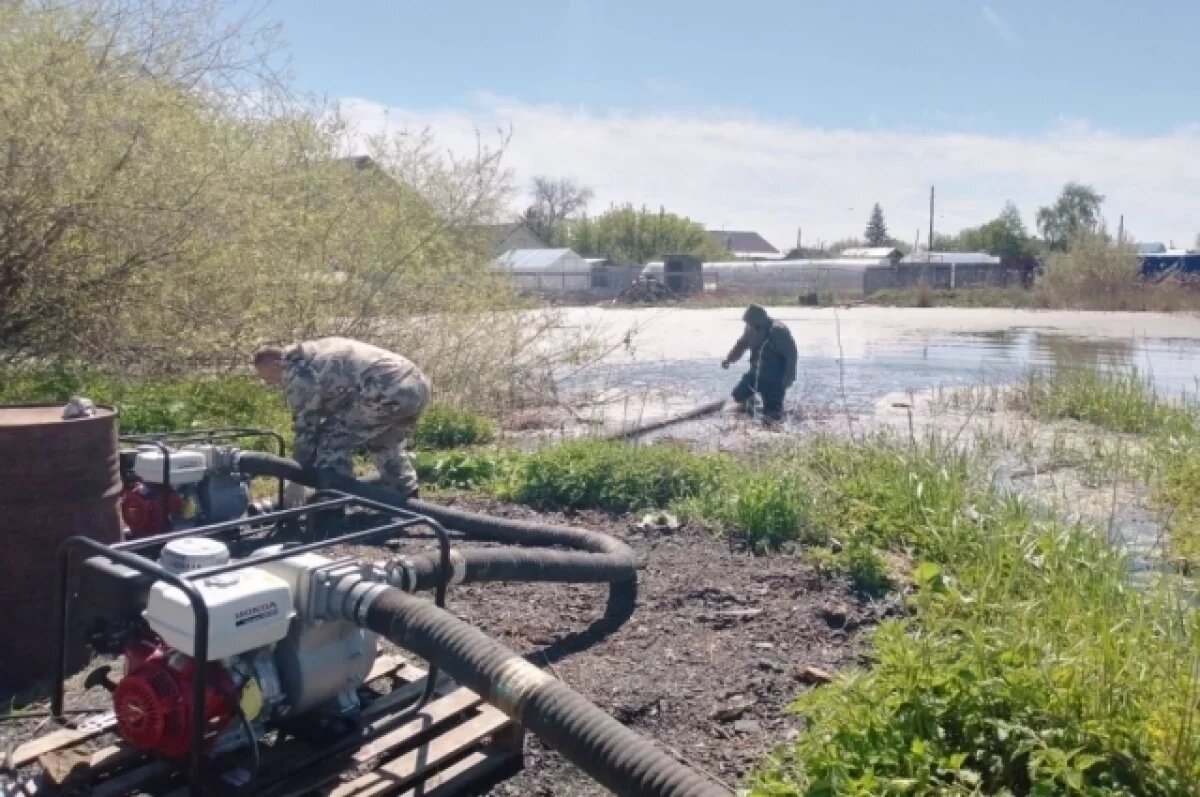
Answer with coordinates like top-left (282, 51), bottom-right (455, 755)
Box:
top-left (1012, 368), bottom-right (1197, 437)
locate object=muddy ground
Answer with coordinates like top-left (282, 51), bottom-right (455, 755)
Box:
top-left (357, 496), bottom-right (899, 796)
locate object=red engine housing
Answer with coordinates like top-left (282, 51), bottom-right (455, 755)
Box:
top-left (121, 483), bottom-right (181, 538)
top-left (113, 642), bottom-right (236, 758)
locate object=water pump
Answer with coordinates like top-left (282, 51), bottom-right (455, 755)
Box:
top-left (119, 444), bottom-right (255, 537)
top-left (107, 536), bottom-right (378, 759)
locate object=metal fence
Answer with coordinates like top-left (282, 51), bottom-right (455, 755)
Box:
top-left (864, 263), bottom-right (1030, 295)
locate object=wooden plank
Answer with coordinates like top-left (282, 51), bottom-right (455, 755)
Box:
top-left (327, 705), bottom-right (510, 797)
top-left (259, 688), bottom-right (484, 797)
top-left (352, 688), bottom-right (482, 764)
top-left (11, 712), bottom-right (116, 768)
top-left (403, 750), bottom-right (518, 797)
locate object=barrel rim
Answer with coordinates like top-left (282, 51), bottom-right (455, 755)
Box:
top-left (0, 402), bottom-right (119, 428)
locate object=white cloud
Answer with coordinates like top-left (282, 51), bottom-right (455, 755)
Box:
top-left (340, 95), bottom-right (1200, 251)
top-left (980, 4), bottom-right (1018, 43)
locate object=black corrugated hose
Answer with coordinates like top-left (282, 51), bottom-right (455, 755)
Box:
top-left (233, 453), bottom-right (728, 795)
top-left (234, 452), bottom-right (639, 619)
top-left (363, 587), bottom-right (729, 797)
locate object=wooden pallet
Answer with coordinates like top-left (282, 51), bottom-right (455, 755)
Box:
top-left (8, 655), bottom-right (523, 797)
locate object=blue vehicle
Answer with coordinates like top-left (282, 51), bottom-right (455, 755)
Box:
top-left (1140, 252), bottom-right (1200, 279)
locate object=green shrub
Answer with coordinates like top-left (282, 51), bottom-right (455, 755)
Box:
top-left (413, 403), bottom-right (497, 449)
top-left (681, 471), bottom-right (821, 552)
top-left (413, 448), bottom-right (513, 491)
top-left (1039, 231), bottom-right (1142, 310)
top-left (0, 363), bottom-right (291, 437)
top-left (500, 440), bottom-right (733, 513)
top-left (840, 539), bottom-right (891, 598)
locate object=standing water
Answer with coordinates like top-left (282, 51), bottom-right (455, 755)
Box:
top-left (557, 306), bottom-right (1200, 424)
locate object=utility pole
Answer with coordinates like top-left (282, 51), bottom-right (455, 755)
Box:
top-left (1117, 215), bottom-right (1124, 245)
top-left (928, 186), bottom-right (935, 259)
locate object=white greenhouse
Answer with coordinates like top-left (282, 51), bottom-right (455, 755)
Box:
top-left (492, 248), bottom-right (592, 295)
top-left (642, 257), bottom-right (892, 296)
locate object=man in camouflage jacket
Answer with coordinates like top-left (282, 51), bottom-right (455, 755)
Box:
top-left (721, 304), bottom-right (798, 423)
top-left (254, 337), bottom-right (431, 502)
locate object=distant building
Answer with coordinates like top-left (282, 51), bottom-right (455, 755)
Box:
top-left (706, 230), bottom-right (782, 260)
top-left (1136, 242), bottom-right (1167, 255)
top-left (492, 248), bottom-right (591, 295)
top-left (472, 222), bottom-right (551, 257)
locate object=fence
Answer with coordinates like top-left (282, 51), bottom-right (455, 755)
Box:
top-left (704, 266), bottom-right (871, 299)
top-left (863, 263), bottom-right (1030, 295)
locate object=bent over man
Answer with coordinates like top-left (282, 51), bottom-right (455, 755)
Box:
top-left (254, 337), bottom-right (431, 502)
top-left (721, 304), bottom-right (798, 423)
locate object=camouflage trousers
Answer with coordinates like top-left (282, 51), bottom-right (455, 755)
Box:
top-left (311, 372), bottom-right (430, 495)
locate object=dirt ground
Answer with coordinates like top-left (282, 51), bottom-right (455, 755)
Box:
top-left (361, 496), bottom-right (898, 796)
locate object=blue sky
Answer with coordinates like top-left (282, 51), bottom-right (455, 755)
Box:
top-left (248, 1), bottom-right (1200, 248)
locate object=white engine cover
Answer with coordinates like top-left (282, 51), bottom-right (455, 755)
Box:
top-left (145, 567), bottom-right (295, 660)
top-left (134, 447), bottom-right (208, 486)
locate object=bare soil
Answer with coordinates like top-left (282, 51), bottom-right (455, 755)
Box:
top-left (368, 496), bottom-right (898, 796)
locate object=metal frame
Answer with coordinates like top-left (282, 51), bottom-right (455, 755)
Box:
top-left (52, 495), bottom-right (452, 797)
top-left (119, 428), bottom-right (288, 533)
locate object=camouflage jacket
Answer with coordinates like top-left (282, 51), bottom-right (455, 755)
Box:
top-left (725, 321), bottom-right (798, 385)
top-left (281, 337), bottom-right (426, 464)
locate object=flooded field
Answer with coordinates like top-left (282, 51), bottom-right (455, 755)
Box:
top-left (560, 306), bottom-right (1200, 425)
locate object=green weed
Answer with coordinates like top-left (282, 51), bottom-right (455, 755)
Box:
top-left (498, 440), bottom-right (734, 514)
top-left (412, 403), bottom-right (497, 449)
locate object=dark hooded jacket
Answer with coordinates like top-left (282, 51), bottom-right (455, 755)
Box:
top-left (725, 305), bottom-right (798, 386)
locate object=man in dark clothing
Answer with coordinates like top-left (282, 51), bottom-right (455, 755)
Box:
top-left (722, 304), bottom-right (798, 423)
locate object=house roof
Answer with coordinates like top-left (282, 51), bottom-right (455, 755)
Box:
top-left (472, 222), bottom-right (549, 252)
top-left (706, 230), bottom-right (779, 255)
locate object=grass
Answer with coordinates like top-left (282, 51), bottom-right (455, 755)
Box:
top-left (1011, 368), bottom-right (1197, 437)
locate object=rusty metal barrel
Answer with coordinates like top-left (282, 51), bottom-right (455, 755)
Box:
top-left (0, 405), bottom-right (122, 692)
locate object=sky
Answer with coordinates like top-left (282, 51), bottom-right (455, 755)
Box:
top-left (244, 0), bottom-right (1200, 250)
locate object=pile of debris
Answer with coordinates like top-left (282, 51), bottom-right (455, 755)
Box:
top-left (615, 276), bottom-right (677, 304)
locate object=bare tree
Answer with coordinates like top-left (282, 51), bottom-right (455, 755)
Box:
top-left (523, 176), bottom-right (593, 244)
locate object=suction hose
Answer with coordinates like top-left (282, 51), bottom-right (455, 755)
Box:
top-left (356, 585), bottom-right (728, 797)
top-left (233, 451), bottom-right (639, 619)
